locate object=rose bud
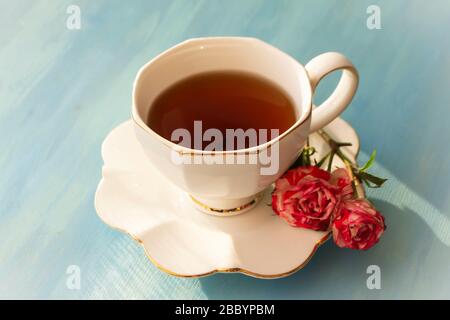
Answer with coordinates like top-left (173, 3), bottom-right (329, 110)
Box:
top-left (332, 199), bottom-right (386, 250)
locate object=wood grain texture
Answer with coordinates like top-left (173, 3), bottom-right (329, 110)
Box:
top-left (1, 0), bottom-right (449, 299)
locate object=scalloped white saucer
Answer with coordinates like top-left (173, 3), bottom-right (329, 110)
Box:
top-left (94, 117), bottom-right (360, 278)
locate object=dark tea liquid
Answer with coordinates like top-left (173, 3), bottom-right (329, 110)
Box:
top-left (146, 71), bottom-right (297, 150)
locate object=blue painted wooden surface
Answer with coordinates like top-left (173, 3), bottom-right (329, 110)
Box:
top-left (1, 0), bottom-right (450, 299)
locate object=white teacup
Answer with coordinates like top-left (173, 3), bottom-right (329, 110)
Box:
top-left (132, 37), bottom-right (358, 215)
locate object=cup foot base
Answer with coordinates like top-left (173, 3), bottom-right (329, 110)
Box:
top-left (188, 193), bottom-right (263, 217)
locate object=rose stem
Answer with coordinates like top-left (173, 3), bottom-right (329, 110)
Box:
top-left (317, 129), bottom-right (364, 199)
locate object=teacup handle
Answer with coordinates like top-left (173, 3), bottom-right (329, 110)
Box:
top-left (305, 52), bottom-right (359, 132)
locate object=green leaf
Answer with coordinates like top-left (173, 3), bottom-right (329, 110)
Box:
top-left (360, 149), bottom-right (377, 172)
top-left (358, 171), bottom-right (387, 188)
top-left (316, 152), bottom-right (330, 168)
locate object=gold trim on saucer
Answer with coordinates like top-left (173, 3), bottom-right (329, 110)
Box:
top-left (102, 219), bottom-right (331, 279)
top-left (189, 195), bottom-right (259, 214)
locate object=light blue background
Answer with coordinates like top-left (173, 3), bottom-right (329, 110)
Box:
top-left (1, 0), bottom-right (449, 299)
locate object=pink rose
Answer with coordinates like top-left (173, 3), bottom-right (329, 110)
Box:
top-left (332, 199), bottom-right (386, 250)
top-left (272, 166), bottom-right (350, 231)
top-left (329, 168), bottom-right (354, 200)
